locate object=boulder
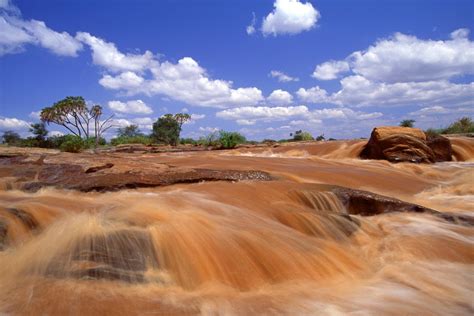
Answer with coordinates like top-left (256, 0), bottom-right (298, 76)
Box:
top-left (360, 126), bottom-right (452, 163)
top-left (426, 134), bottom-right (452, 162)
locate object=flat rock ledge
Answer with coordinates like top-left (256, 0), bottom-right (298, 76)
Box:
top-left (0, 154), bottom-right (274, 192)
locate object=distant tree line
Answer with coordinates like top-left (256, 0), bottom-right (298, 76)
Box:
top-left (0, 96), bottom-right (251, 152)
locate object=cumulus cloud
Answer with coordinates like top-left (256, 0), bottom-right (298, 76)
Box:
top-left (101, 56), bottom-right (264, 108)
top-left (267, 89), bottom-right (293, 105)
top-left (409, 105), bottom-right (473, 117)
top-left (107, 99), bottom-right (153, 114)
top-left (76, 32), bottom-right (155, 73)
top-left (299, 77), bottom-right (473, 107)
top-left (217, 105), bottom-right (309, 125)
top-left (0, 15), bottom-right (82, 56)
top-left (269, 70), bottom-right (299, 82)
top-left (296, 86), bottom-right (328, 103)
top-left (99, 71), bottom-right (145, 91)
top-left (216, 105), bottom-right (382, 126)
top-left (312, 60), bottom-right (350, 80)
top-left (313, 29), bottom-right (474, 83)
top-left (0, 117), bottom-right (30, 131)
top-left (303, 29), bottom-right (474, 108)
top-left (262, 0), bottom-right (320, 36)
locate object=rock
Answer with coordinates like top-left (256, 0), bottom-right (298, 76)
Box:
top-left (8, 157), bottom-right (274, 192)
top-left (426, 134), bottom-right (452, 162)
top-left (329, 186), bottom-right (474, 226)
top-left (85, 163), bottom-right (114, 173)
top-left (360, 126), bottom-right (452, 163)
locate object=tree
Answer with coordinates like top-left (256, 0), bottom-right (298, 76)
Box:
top-left (1, 131), bottom-right (21, 145)
top-left (90, 105), bottom-right (114, 148)
top-left (152, 114), bottom-right (180, 145)
top-left (29, 122), bottom-right (48, 142)
top-left (399, 119), bottom-right (415, 128)
top-left (40, 96), bottom-right (114, 149)
top-left (174, 113), bottom-right (191, 129)
top-left (117, 124), bottom-right (142, 138)
top-left (151, 113), bottom-right (191, 146)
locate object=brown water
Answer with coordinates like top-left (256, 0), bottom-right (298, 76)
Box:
top-left (0, 139), bottom-right (473, 315)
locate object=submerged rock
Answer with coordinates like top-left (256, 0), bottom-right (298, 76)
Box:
top-left (360, 126), bottom-right (452, 163)
top-left (329, 186), bottom-right (474, 226)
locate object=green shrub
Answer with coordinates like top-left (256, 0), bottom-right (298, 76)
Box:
top-left (197, 132), bottom-right (220, 147)
top-left (110, 135), bottom-right (152, 146)
top-left (293, 131), bottom-right (313, 141)
top-left (180, 138), bottom-right (197, 145)
top-left (59, 135), bottom-right (84, 153)
top-left (218, 131), bottom-right (246, 149)
top-left (441, 117), bottom-right (474, 134)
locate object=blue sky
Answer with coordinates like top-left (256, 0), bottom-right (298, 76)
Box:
top-left (0, 0), bottom-right (473, 140)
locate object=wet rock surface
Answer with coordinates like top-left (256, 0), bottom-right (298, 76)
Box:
top-left (329, 186), bottom-right (474, 226)
top-left (0, 149), bottom-right (274, 192)
top-left (360, 126), bottom-right (453, 163)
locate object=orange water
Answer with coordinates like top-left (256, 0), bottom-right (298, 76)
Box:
top-left (0, 138), bottom-right (473, 315)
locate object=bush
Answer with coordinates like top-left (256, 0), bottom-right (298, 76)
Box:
top-left (180, 138), bottom-right (197, 145)
top-left (84, 137), bottom-right (107, 149)
top-left (441, 117), bottom-right (474, 134)
top-left (293, 131), bottom-right (313, 141)
top-left (218, 131), bottom-right (246, 149)
top-left (197, 132), bottom-right (220, 147)
top-left (110, 135), bottom-right (152, 146)
top-left (59, 135), bottom-right (84, 153)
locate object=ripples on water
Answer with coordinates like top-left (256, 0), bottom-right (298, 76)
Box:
top-left (0, 139), bottom-right (473, 315)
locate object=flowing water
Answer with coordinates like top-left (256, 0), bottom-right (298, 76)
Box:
top-left (0, 139), bottom-right (473, 315)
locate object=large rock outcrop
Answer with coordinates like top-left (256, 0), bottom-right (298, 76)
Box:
top-left (360, 126), bottom-right (452, 163)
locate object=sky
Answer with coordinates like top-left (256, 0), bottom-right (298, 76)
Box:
top-left (0, 0), bottom-right (473, 140)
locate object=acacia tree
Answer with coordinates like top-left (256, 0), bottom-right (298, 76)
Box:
top-left (40, 96), bottom-right (114, 148)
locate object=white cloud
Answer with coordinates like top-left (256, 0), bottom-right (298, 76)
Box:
top-left (409, 105), bottom-right (473, 117)
top-left (0, 117), bottom-right (30, 131)
top-left (312, 60), bottom-right (350, 80)
top-left (101, 57), bottom-right (264, 108)
top-left (191, 113), bottom-right (205, 120)
top-left (76, 32), bottom-right (155, 73)
top-left (0, 0), bottom-right (20, 14)
top-left (269, 70), bottom-right (299, 82)
top-left (216, 105), bottom-right (309, 125)
top-left (333, 76), bottom-right (473, 107)
top-left (28, 110), bottom-right (41, 120)
top-left (450, 28), bottom-right (470, 40)
top-left (267, 89), bottom-right (293, 105)
top-left (262, 0), bottom-right (320, 36)
top-left (296, 86), bottom-right (328, 103)
top-left (216, 105), bottom-right (382, 127)
top-left (99, 71), bottom-right (144, 91)
top-left (348, 29), bottom-right (474, 82)
top-left (0, 15), bottom-right (82, 56)
top-left (199, 126), bottom-right (219, 133)
top-left (107, 100), bottom-right (153, 114)
top-left (246, 12), bottom-right (256, 35)
top-left (298, 76), bottom-right (473, 108)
